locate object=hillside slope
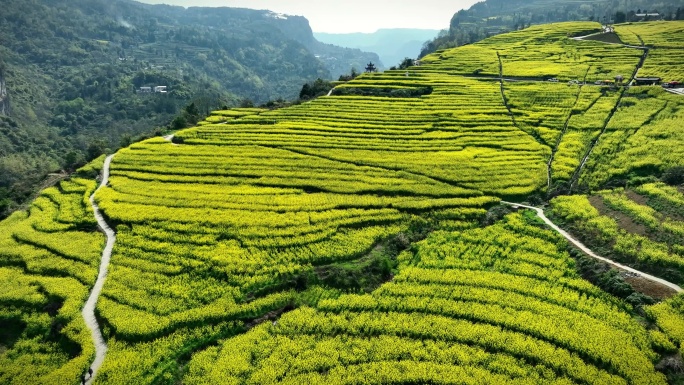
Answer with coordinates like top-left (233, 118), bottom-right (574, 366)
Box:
top-left (0, 0), bottom-right (378, 217)
top-left (2, 21), bottom-right (684, 384)
top-left (421, 0), bottom-right (684, 57)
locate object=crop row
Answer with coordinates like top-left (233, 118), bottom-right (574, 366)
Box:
top-left (184, 212), bottom-right (666, 385)
top-left (549, 194), bottom-right (684, 283)
top-left (615, 21), bottom-right (684, 47)
top-left (0, 178), bottom-right (104, 384)
top-left (580, 87), bottom-right (684, 188)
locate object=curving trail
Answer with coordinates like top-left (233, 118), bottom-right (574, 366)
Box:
top-left (501, 201), bottom-right (683, 294)
top-left (666, 88), bottom-right (684, 96)
top-left (82, 154), bottom-right (116, 384)
top-left (570, 27), bottom-right (648, 50)
top-left (163, 133), bottom-right (179, 145)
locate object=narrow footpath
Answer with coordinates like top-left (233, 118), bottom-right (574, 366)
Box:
top-left (570, 28), bottom-right (648, 50)
top-left (82, 154), bottom-right (116, 384)
top-left (163, 133), bottom-right (179, 145)
top-left (501, 201), bottom-right (683, 293)
top-left (666, 88), bottom-right (684, 96)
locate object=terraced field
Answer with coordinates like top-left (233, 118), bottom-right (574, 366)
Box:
top-left (184, 213), bottom-right (666, 385)
top-left (615, 21), bottom-right (684, 81)
top-left (2, 21), bottom-right (684, 385)
top-left (419, 22), bottom-right (642, 82)
top-left (548, 184), bottom-right (684, 375)
top-left (580, 87), bottom-right (684, 189)
top-left (550, 183), bottom-right (684, 289)
top-left (0, 175), bottom-right (103, 383)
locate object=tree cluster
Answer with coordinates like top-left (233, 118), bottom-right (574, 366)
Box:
top-left (389, 57), bottom-right (416, 71)
top-left (299, 78), bottom-right (334, 100)
top-left (338, 68), bottom-right (360, 82)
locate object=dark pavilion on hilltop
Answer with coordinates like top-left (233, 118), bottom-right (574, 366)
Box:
top-left (365, 62), bottom-right (377, 73)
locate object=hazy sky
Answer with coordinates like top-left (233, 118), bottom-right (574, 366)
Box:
top-left (136, 0), bottom-right (479, 33)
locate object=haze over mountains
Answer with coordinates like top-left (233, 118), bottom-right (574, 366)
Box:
top-left (315, 29), bottom-right (440, 68)
top-left (135, 0), bottom-right (471, 34)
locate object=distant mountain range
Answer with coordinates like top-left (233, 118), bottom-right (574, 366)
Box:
top-left (315, 29), bottom-right (440, 69)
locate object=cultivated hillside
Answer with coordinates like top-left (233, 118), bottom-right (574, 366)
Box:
top-left (421, 0), bottom-right (684, 56)
top-left (0, 0), bottom-right (379, 217)
top-left (2, 21), bottom-right (684, 385)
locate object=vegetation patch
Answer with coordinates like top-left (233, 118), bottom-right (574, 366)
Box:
top-left (331, 86), bottom-right (433, 98)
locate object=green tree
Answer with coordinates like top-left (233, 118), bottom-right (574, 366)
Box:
top-left (87, 140), bottom-right (108, 161)
top-left (299, 83), bottom-right (312, 99)
top-left (63, 151), bottom-right (83, 170)
top-left (239, 99), bottom-right (255, 108)
top-left (184, 102), bottom-right (200, 124)
top-left (171, 115), bottom-right (187, 131)
top-left (662, 166), bottom-right (684, 186)
top-left (299, 78), bottom-right (333, 100)
top-left (120, 134), bottom-right (133, 148)
top-left (398, 57), bottom-right (414, 70)
top-left (338, 68), bottom-right (359, 82)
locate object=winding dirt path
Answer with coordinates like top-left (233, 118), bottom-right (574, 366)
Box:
top-left (82, 154), bottom-right (116, 384)
top-left (501, 201), bottom-right (683, 293)
top-left (666, 88), bottom-right (684, 96)
top-left (163, 133), bottom-right (179, 145)
top-left (571, 29), bottom-right (648, 50)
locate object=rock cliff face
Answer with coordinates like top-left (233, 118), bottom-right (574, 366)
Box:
top-left (0, 70), bottom-right (9, 116)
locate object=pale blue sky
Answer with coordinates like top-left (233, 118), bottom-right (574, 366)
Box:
top-left (136, 0), bottom-right (479, 33)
